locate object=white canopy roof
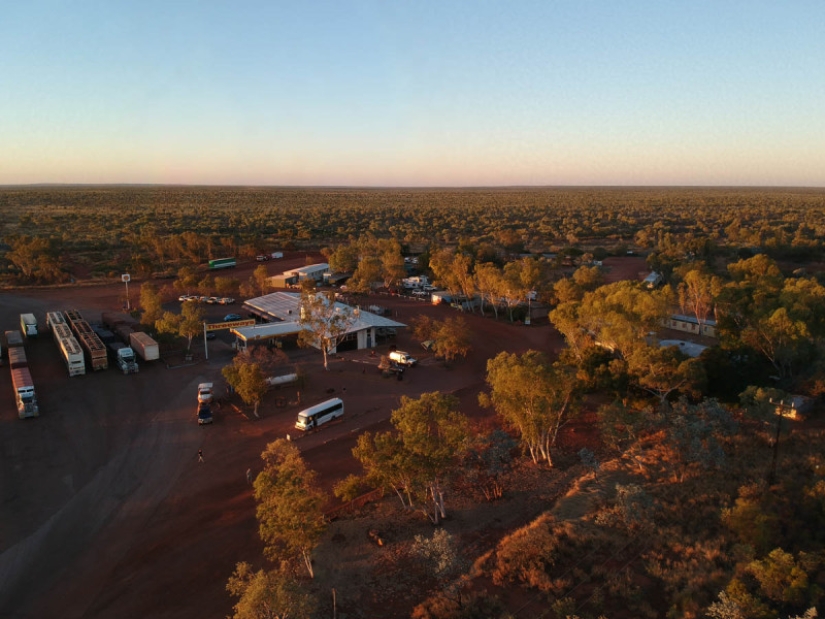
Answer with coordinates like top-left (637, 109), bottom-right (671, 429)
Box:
top-left (242, 291), bottom-right (406, 334)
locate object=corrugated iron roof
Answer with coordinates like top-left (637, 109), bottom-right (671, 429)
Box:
top-left (242, 291), bottom-right (406, 332)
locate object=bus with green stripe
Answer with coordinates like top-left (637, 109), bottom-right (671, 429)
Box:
top-left (208, 257), bottom-right (236, 270)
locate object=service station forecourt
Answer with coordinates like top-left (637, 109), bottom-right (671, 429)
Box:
top-left (203, 318), bottom-right (255, 359)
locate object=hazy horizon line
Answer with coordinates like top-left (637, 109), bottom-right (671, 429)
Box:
top-left (2, 183), bottom-right (825, 191)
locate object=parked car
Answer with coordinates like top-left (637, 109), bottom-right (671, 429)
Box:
top-left (197, 402), bottom-right (213, 425)
top-left (178, 294), bottom-right (192, 302)
top-left (256, 255), bottom-right (270, 262)
top-left (206, 296), bottom-right (221, 304)
top-left (219, 297), bottom-right (235, 305)
top-left (224, 313), bottom-right (242, 322)
top-left (197, 382), bottom-right (214, 403)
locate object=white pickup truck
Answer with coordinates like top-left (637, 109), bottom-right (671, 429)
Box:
top-left (197, 382), bottom-right (214, 404)
top-left (389, 351), bottom-right (417, 367)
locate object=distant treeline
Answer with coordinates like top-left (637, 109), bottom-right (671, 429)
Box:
top-left (1, 186), bottom-right (824, 283)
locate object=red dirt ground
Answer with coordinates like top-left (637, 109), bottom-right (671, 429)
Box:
top-left (0, 258), bottom-right (642, 619)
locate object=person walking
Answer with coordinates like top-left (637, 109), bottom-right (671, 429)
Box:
top-left (246, 468), bottom-right (253, 484)
top-left (198, 449), bottom-right (204, 463)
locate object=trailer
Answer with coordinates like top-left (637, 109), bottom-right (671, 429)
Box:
top-left (129, 331), bottom-right (159, 362)
top-left (208, 257), bottom-right (237, 270)
top-left (56, 333), bottom-right (86, 377)
top-left (5, 330), bottom-right (24, 348)
top-left (20, 313), bottom-right (38, 338)
top-left (64, 309), bottom-right (85, 333)
top-left (115, 324), bottom-right (135, 345)
top-left (8, 347), bottom-right (27, 369)
top-left (52, 322), bottom-right (73, 344)
top-left (46, 311), bottom-right (66, 331)
top-left (266, 373), bottom-right (299, 389)
top-left (11, 366), bottom-right (39, 418)
top-left (77, 330), bottom-right (108, 371)
top-left (101, 311), bottom-right (140, 332)
top-left (92, 326), bottom-right (117, 345)
top-left (60, 312), bottom-right (108, 370)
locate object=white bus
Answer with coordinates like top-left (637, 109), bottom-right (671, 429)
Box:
top-left (294, 398), bottom-right (344, 431)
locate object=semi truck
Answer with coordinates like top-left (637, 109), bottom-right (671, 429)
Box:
top-left (129, 331), bottom-right (159, 362)
top-left (11, 367), bottom-right (39, 418)
top-left (108, 342), bottom-right (139, 374)
top-left (20, 313), bottom-right (38, 337)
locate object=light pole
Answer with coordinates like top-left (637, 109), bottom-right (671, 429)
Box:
top-left (122, 274), bottom-right (131, 311)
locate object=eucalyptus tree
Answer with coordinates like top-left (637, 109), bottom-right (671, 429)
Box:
top-left (253, 439), bottom-right (327, 578)
top-left (480, 350), bottom-right (578, 467)
top-left (353, 392), bottom-right (469, 524)
top-left (296, 290), bottom-right (355, 370)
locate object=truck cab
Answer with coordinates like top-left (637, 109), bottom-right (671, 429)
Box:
top-left (108, 342), bottom-right (139, 374)
top-left (20, 313), bottom-right (38, 338)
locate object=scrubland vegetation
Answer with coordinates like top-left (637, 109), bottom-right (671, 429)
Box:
top-left (4, 186), bottom-right (825, 618)
top-left (1, 186), bottom-right (825, 282)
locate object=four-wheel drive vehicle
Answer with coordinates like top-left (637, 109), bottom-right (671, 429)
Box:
top-left (197, 382), bottom-right (214, 403)
top-left (197, 402), bottom-right (213, 425)
top-left (389, 350), bottom-right (417, 366)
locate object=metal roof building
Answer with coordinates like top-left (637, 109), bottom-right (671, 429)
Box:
top-left (241, 292), bottom-right (405, 351)
top-left (285, 263), bottom-right (329, 281)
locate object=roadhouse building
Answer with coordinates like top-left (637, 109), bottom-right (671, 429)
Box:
top-left (237, 291), bottom-right (405, 352)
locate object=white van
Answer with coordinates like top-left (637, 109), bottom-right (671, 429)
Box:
top-left (295, 398), bottom-right (344, 431)
top-left (389, 351), bottom-right (417, 366)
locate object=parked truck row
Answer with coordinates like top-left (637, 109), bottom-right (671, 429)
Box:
top-left (6, 329), bottom-right (39, 418)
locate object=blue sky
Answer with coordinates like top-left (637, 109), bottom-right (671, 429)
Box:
top-left (1, 1), bottom-right (823, 186)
